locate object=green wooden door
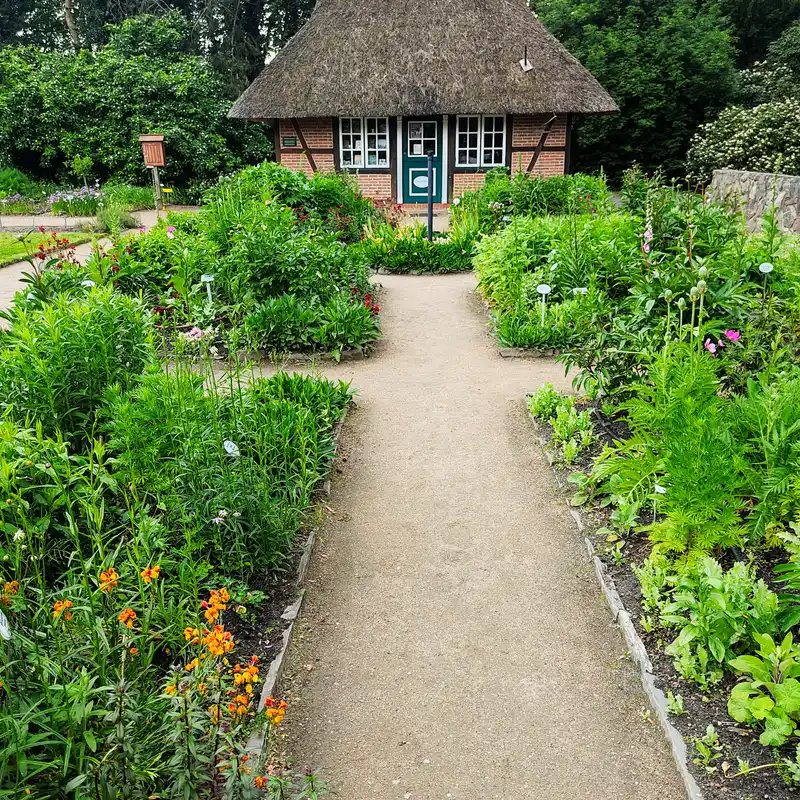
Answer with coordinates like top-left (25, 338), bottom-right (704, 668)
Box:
top-left (402, 117), bottom-right (443, 203)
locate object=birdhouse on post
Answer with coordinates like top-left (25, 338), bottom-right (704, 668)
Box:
top-left (139, 134), bottom-right (166, 210)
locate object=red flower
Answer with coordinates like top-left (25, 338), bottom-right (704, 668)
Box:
top-left (38, 225), bottom-right (45, 233)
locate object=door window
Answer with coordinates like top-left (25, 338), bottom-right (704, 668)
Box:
top-left (408, 121), bottom-right (437, 157)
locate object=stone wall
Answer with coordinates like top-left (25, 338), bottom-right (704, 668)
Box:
top-left (709, 169), bottom-right (800, 232)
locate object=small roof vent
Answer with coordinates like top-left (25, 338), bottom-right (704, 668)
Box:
top-left (519, 45), bottom-right (533, 72)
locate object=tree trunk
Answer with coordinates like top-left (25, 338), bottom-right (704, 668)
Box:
top-left (64, 0), bottom-right (80, 50)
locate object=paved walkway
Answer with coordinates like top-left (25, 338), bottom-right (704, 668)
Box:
top-left (0, 206), bottom-right (198, 231)
top-left (0, 209), bottom-right (180, 313)
top-left (274, 273), bottom-right (684, 800)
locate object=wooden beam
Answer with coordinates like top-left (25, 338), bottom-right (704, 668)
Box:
top-left (525, 117), bottom-right (556, 174)
top-left (292, 119), bottom-right (318, 173)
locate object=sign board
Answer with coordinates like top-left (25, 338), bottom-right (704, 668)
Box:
top-left (281, 136), bottom-right (298, 148)
top-left (139, 134), bottom-right (166, 167)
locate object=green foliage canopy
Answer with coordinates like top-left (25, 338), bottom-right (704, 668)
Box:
top-left (0, 13), bottom-right (271, 190)
top-left (534, 0), bottom-right (738, 178)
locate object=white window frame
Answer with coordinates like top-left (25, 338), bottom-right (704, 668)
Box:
top-left (339, 117), bottom-right (390, 169)
top-left (456, 115), bottom-right (506, 168)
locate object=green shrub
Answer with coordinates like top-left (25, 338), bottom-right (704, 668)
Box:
top-left (244, 293), bottom-right (381, 354)
top-left (659, 557), bottom-right (779, 688)
top-left (452, 171), bottom-right (611, 233)
top-left (102, 368), bottom-right (352, 573)
top-left (0, 287), bottom-right (153, 440)
top-left (361, 222), bottom-right (474, 273)
top-left (0, 167), bottom-right (33, 197)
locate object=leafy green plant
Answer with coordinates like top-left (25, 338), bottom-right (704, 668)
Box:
top-left (693, 725), bottom-right (724, 773)
top-left (0, 286), bottom-right (154, 441)
top-left (660, 557), bottom-right (779, 687)
top-left (728, 632), bottom-right (800, 745)
top-left (360, 222), bottom-right (474, 274)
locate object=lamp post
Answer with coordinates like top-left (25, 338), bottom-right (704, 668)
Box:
top-left (427, 151), bottom-right (434, 242)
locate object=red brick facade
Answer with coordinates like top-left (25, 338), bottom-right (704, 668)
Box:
top-left (274, 113), bottom-right (569, 206)
top-left (277, 118), bottom-right (336, 176)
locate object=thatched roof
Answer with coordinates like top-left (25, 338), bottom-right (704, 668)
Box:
top-left (229, 0), bottom-right (618, 119)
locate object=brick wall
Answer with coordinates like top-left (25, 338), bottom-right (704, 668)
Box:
top-left (278, 118), bottom-right (335, 176)
top-left (510, 114), bottom-right (568, 177)
top-left (453, 172), bottom-right (488, 194)
top-left (355, 172), bottom-right (393, 201)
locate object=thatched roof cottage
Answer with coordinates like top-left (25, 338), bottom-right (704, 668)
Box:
top-left (229, 0), bottom-right (617, 206)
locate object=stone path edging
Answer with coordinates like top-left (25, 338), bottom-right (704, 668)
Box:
top-left (498, 347), bottom-right (561, 359)
top-left (246, 410), bottom-right (349, 757)
top-left (534, 424), bottom-right (703, 800)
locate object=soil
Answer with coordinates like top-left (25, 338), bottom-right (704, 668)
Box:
top-left (540, 405), bottom-right (800, 800)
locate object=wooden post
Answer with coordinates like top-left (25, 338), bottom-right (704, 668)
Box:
top-left (151, 166), bottom-right (163, 211)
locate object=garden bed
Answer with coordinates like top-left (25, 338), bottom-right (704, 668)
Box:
top-left (533, 403), bottom-right (800, 800)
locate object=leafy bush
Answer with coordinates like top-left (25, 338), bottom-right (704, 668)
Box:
top-left (452, 171), bottom-right (611, 234)
top-left (0, 13), bottom-right (271, 188)
top-left (243, 292), bottom-right (381, 354)
top-left (102, 368), bottom-right (352, 575)
top-left (360, 222), bottom-right (475, 274)
top-left (687, 99), bottom-right (800, 183)
top-left (0, 167), bottom-right (33, 197)
top-left (0, 287), bottom-right (153, 440)
top-left (85, 163), bottom-right (378, 352)
top-left (729, 632), bottom-right (800, 746)
top-left (640, 555), bottom-right (779, 687)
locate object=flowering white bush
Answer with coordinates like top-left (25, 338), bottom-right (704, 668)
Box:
top-left (686, 98), bottom-right (800, 183)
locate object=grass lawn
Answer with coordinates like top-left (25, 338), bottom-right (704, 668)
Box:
top-left (0, 231), bottom-right (94, 267)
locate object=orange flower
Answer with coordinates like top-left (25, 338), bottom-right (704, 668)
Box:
top-left (209, 704), bottom-right (221, 723)
top-left (202, 587), bottom-right (230, 623)
top-left (140, 565), bottom-right (161, 584)
top-left (129, 647), bottom-right (139, 655)
top-left (164, 683), bottom-right (177, 696)
top-left (99, 567), bottom-right (119, 593)
top-left (201, 625), bottom-right (235, 657)
top-left (254, 776), bottom-right (266, 789)
top-left (52, 599), bottom-right (73, 620)
top-left (185, 658), bottom-right (199, 672)
top-left (265, 698), bottom-right (288, 726)
top-left (183, 626), bottom-right (200, 644)
top-left (1, 580), bottom-right (19, 607)
top-left (118, 608), bottom-right (137, 629)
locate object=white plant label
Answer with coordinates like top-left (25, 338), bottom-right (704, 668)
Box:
top-left (0, 609), bottom-right (11, 641)
top-left (223, 440), bottom-right (240, 458)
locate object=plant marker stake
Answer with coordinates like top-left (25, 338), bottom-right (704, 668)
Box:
top-left (0, 609), bottom-right (10, 641)
top-left (537, 284), bottom-right (551, 326)
top-left (760, 262), bottom-right (774, 304)
top-left (201, 274), bottom-right (214, 305)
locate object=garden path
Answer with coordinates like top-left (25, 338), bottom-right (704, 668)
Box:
top-left (268, 273), bottom-right (685, 800)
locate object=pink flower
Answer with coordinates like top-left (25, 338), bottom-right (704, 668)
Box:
top-left (724, 329), bottom-right (741, 341)
top-left (704, 339), bottom-right (717, 355)
top-left (166, 225), bottom-right (176, 240)
top-left (182, 326), bottom-right (206, 341)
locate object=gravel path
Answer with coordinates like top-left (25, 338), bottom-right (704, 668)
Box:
top-left (279, 273), bottom-right (685, 799)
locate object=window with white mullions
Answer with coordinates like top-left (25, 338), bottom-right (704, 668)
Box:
top-left (340, 117), bottom-right (389, 168)
top-left (482, 116), bottom-right (506, 166)
top-left (456, 115), bottom-right (506, 167)
top-left (456, 115), bottom-right (480, 166)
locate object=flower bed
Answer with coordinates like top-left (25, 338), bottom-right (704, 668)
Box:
top-left (76, 163), bottom-right (382, 356)
top-left (523, 170), bottom-right (800, 798)
top-left (0, 222), bottom-right (354, 796)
